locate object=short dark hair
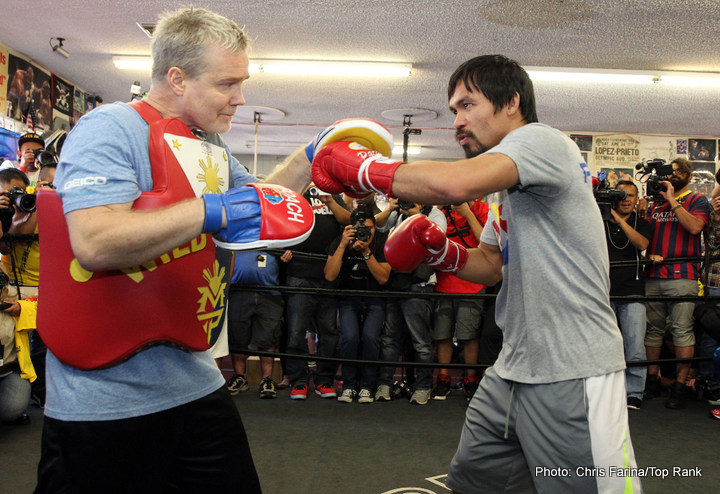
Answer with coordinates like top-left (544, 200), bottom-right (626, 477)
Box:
top-left (615, 180), bottom-right (638, 193)
top-left (0, 167), bottom-right (29, 187)
top-left (448, 55), bottom-right (538, 124)
top-left (350, 204), bottom-right (375, 225)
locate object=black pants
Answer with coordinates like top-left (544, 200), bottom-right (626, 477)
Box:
top-left (35, 386), bottom-right (261, 494)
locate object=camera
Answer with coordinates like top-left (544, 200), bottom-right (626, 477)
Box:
top-left (397, 199), bottom-right (415, 210)
top-left (593, 173), bottom-right (626, 220)
top-left (2, 187), bottom-right (36, 214)
top-left (33, 148), bottom-right (58, 167)
top-left (391, 377), bottom-right (413, 400)
top-left (353, 224), bottom-right (372, 242)
top-left (635, 158), bottom-right (673, 201)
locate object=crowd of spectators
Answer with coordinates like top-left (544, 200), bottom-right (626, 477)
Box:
top-left (222, 158), bottom-right (720, 418)
top-left (2, 132), bottom-right (720, 426)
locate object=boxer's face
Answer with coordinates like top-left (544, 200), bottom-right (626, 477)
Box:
top-left (180, 45), bottom-right (249, 134)
top-left (449, 82), bottom-right (511, 159)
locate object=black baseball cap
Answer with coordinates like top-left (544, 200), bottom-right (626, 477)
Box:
top-left (18, 132), bottom-right (45, 149)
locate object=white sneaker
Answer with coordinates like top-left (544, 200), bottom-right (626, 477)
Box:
top-left (358, 389), bottom-right (374, 404)
top-left (410, 388), bottom-right (431, 405)
top-left (375, 384), bottom-right (392, 402)
top-left (337, 389), bottom-right (357, 403)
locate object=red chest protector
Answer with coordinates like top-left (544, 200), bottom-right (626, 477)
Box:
top-left (37, 101), bottom-right (233, 369)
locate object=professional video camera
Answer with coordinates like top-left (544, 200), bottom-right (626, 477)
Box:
top-left (592, 173), bottom-right (626, 220)
top-left (0, 186), bottom-right (37, 233)
top-left (635, 158), bottom-right (674, 201)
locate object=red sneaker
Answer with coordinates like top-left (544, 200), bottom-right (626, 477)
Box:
top-left (463, 375), bottom-right (480, 400)
top-left (315, 383), bottom-right (337, 398)
top-left (711, 408), bottom-right (720, 420)
top-left (290, 384), bottom-right (308, 400)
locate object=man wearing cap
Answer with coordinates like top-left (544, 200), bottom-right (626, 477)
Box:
top-left (15, 132), bottom-right (44, 186)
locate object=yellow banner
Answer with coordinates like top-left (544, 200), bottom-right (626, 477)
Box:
top-left (0, 42), bottom-right (8, 116)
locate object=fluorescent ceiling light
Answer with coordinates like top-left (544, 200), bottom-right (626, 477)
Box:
top-left (526, 66), bottom-right (720, 87)
top-left (113, 56), bottom-right (411, 77)
top-left (113, 56), bottom-right (152, 70)
top-left (393, 146), bottom-right (422, 156)
top-left (249, 60), bottom-right (411, 77)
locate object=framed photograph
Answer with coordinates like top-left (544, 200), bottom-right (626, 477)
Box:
top-left (570, 134), bottom-right (593, 152)
top-left (688, 138), bottom-right (716, 161)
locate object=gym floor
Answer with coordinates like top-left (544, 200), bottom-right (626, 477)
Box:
top-left (2, 381), bottom-right (717, 494)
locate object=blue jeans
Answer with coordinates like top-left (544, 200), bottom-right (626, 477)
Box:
top-left (339, 297), bottom-right (385, 391)
top-left (611, 300), bottom-right (647, 399)
top-left (0, 368), bottom-right (31, 421)
top-left (378, 295), bottom-right (434, 390)
top-left (284, 276), bottom-right (340, 387)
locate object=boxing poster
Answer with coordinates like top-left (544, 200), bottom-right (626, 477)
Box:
top-left (593, 135), bottom-right (641, 167)
top-left (600, 168), bottom-right (633, 188)
top-left (0, 43), bottom-right (9, 117)
top-left (6, 54), bottom-right (52, 131)
top-left (73, 87), bottom-right (87, 125)
top-left (52, 74), bottom-right (74, 117)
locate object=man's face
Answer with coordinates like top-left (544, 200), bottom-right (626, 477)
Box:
top-left (449, 82), bottom-right (511, 158)
top-left (0, 178), bottom-right (27, 194)
top-left (179, 45), bottom-right (249, 134)
top-left (669, 163), bottom-right (690, 190)
top-left (17, 142), bottom-right (43, 169)
top-left (614, 184), bottom-right (638, 214)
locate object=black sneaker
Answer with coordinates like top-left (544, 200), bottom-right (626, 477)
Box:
top-left (627, 397), bottom-right (642, 410)
top-left (643, 375), bottom-right (662, 400)
top-left (703, 387), bottom-right (720, 406)
top-left (259, 377), bottom-right (277, 399)
top-left (226, 374), bottom-right (249, 396)
top-left (431, 377), bottom-right (452, 401)
top-left (665, 381), bottom-right (687, 409)
top-left (2, 412), bottom-right (30, 426)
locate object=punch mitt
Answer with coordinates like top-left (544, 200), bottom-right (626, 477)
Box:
top-left (312, 141), bottom-right (404, 198)
top-left (384, 214), bottom-right (468, 273)
top-left (203, 183), bottom-right (314, 250)
top-left (305, 118), bottom-right (394, 163)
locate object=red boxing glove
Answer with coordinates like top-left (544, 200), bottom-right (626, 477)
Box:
top-left (384, 214), bottom-right (469, 273)
top-left (312, 141), bottom-right (404, 198)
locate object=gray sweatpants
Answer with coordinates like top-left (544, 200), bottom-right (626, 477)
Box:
top-left (447, 367), bottom-right (642, 494)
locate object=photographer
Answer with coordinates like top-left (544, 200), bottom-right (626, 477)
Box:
top-left (0, 168), bottom-right (43, 409)
top-left (10, 132), bottom-right (44, 176)
top-left (325, 205), bottom-right (391, 403)
top-left (375, 199), bottom-right (446, 405)
top-left (16, 133), bottom-right (49, 187)
top-left (0, 268), bottom-right (37, 426)
top-left (644, 157), bottom-right (711, 409)
top-left (604, 180), bottom-right (652, 410)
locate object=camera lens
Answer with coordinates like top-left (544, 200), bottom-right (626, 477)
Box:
top-left (16, 193), bottom-right (36, 213)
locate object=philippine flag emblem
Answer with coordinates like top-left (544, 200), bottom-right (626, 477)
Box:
top-left (261, 187), bottom-right (284, 205)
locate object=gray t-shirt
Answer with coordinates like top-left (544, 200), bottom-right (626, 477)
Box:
top-left (480, 123), bottom-right (625, 383)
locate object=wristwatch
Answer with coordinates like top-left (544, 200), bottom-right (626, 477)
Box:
top-left (363, 252), bottom-right (372, 260)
